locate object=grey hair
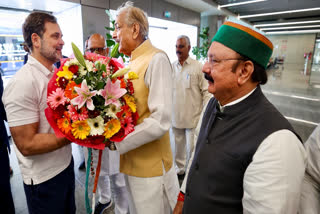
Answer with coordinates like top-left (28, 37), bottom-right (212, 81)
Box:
top-left (117, 1), bottom-right (149, 40)
top-left (177, 35), bottom-right (190, 46)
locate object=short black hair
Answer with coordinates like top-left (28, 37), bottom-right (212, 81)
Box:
top-left (238, 55), bottom-right (268, 85)
top-left (22, 12), bottom-right (57, 51)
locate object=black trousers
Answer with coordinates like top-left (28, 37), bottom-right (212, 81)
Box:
top-left (23, 158), bottom-right (76, 214)
top-left (0, 140), bottom-right (15, 214)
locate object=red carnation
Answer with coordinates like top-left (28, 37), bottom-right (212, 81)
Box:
top-left (58, 77), bottom-right (68, 89)
top-left (69, 65), bottom-right (79, 74)
top-left (110, 128), bottom-right (125, 142)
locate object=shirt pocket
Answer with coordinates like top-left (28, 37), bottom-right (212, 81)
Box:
top-left (189, 73), bottom-right (198, 87)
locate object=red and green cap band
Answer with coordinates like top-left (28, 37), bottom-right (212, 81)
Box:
top-left (212, 21), bottom-right (273, 69)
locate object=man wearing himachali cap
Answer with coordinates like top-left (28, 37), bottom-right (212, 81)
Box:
top-left (173, 21), bottom-right (307, 214)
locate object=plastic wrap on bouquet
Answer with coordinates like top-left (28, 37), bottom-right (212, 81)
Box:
top-left (45, 43), bottom-right (139, 214)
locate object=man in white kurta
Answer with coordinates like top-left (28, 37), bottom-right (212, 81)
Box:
top-left (171, 35), bottom-right (211, 176)
top-left (299, 123), bottom-right (320, 214)
top-left (111, 2), bottom-right (179, 214)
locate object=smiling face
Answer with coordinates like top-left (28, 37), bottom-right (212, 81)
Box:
top-left (203, 42), bottom-right (245, 105)
top-left (39, 22), bottom-right (64, 64)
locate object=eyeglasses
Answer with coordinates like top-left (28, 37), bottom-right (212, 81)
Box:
top-left (86, 47), bottom-right (106, 53)
top-left (206, 57), bottom-right (246, 66)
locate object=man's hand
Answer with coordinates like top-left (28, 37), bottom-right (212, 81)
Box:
top-left (173, 201), bottom-right (184, 214)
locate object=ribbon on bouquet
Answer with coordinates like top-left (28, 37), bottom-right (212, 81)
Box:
top-left (85, 148), bottom-right (103, 214)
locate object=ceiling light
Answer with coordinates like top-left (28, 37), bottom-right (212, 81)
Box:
top-left (220, 0), bottom-right (267, 8)
top-left (261, 25), bottom-right (320, 31)
top-left (254, 20), bottom-right (320, 27)
top-left (240, 7), bottom-right (320, 18)
top-left (266, 29), bottom-right (320, 35)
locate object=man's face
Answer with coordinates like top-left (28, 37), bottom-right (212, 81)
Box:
top-left (87, 37), bottom-right (107, 56)
top-left (39, 22), bottom-right (64, 63)
top-left (203, 42), bottom-right (243, 105)
top-left (176, 38), bottom-right (190, 62)
top-left (112, 11), bottom-right (135, 56)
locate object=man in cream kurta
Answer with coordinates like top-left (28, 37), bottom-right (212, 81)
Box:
top-left (172, 35), bottom-right (211, 176)
top-left (111, 2), bottom-right (179, 214)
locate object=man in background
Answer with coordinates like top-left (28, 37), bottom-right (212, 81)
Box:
top-left (85, 33), bottom-right (129, 214)
top-left (171, 35), bottom-right (211, 179)
top-left (0, 71), bottom-right (15, 214)
top-left (3, 12), bottom-right (75, 214)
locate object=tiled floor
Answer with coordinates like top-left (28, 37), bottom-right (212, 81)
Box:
top-left (8, 63), bottom-right (320, 214)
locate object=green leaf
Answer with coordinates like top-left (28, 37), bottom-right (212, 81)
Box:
top-left (71, 42), bottom-right (86, 69)
top-left (110, 43), bottom-right (119, 58)
top-left (105, 26), bottom-right (114, 31)
top-left (101, 64), bottom-right (106, 72)
top-left (106, 34), bottom-right (112, 39)
top-left (106, 39), bottom-right (115, 47)
top-left (74, 77), bottom-right (83, 84)
top-left (96, 81), bottom-right (105, 90)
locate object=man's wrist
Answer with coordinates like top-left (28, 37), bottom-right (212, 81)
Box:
top-left (177, 191), bottom-right (185, 202)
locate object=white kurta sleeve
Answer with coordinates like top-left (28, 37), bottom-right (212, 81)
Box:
top-left (116, 52), bottom-right (173, 154)
top-left (242, 129), bottom-right (306, 214)
top-left (299, 124), bottom-right (320, 214)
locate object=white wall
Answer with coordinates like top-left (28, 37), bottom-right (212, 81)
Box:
top-left (54, 4), bottom-right (84, 56)
top-left (267, 34), bottom-right (316, 68)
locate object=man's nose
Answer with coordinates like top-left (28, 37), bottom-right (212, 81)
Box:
top-left (112, 30), bottom-right (117, 39)
top-left (202, 62), bottom-right (211, 74)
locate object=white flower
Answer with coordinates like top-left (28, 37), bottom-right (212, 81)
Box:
top-left (78, 66), bottom-right (87, 76)
top-left (105, 104), bottom-right (121, 119)
top-left (87, 116), bottom-right (105, 136)
top-left (86, 60), bottom-right (94, 72)
top-left (65, 58), bottom-right (79, 67)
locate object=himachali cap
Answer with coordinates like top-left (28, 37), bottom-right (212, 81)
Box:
top-left (212, 21), bottom-right (273, 69)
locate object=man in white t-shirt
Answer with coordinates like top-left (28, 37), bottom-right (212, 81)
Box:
top-left (2, 12), bottom-right (75, 214)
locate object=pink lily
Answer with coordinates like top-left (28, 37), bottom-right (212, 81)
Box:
top-left (100, 78), bottom-right (127, 107)
top-left (71, 79), bottom-right (97, 110)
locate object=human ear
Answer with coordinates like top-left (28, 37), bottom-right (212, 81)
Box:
top-left (132, 23), bottom-right (140, 40)
top-left (31, 33), bottom-right (40, 49)
top-left (238, 60), bottom-right (254, 85)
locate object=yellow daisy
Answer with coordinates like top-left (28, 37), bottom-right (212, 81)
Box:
top-left (123, 94), bottom-right (136, 113)
top-left (57, 66), bottom-right (74, 80)
top-left (72, 120), bottom-right (91, 140)
top-left (104, 119), bottom-right (121, 139)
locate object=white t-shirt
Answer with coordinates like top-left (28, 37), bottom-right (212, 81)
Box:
top-left (3, 55), bottom-right (72, 185)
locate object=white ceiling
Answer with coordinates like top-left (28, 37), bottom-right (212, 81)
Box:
top-left (164, 0), bottom-right (224, 16)
top-left (0, 0), bottom-right (77, 13)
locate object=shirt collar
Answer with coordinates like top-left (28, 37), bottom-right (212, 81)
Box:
top-left (27, 55), bottom-right (54, 77)
top-left (130, 39), bottom-right (152, 61)
top-left (177, 56), bottom-right (191, 66)
top-left (218, 87), bottom-right (257, 112)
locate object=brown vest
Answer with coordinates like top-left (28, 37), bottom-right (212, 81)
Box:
top-left (119, 39), bottom-right (173, 177)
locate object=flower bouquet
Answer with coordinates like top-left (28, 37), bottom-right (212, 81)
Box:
top-left (45, 43), bottom-right (138, 214)
top-left (45, 43), bottom-right (138, 150)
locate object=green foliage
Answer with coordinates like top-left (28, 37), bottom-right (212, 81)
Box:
top-left (105, 10), bottom-right (128, 62)
top-left (192, 27), bottom-right (210, 61)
